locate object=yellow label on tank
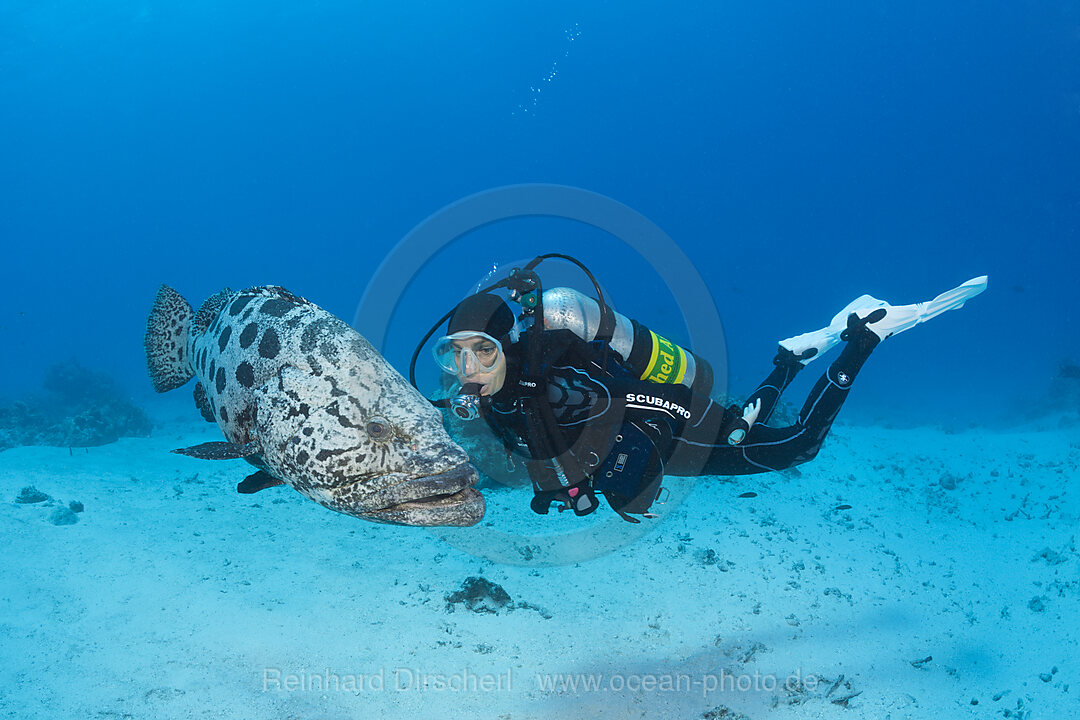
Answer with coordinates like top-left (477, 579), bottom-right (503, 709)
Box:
top-left (641, 330), bottom-right (686, 385)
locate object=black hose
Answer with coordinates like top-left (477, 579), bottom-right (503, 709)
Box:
top-left (408, 253), bottom-right (610, 396)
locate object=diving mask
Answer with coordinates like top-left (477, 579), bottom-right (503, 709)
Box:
top-left (432, 331), bottom-right (504, 377)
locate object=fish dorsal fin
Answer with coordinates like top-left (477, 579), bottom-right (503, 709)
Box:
top-left (192, 288), bottom-right (234, 335)
top-left (240, 285), bottom-right (312, 306)
top-left (193, 382), bottom-right (216, 423)
top-left (171, 440), bottom-right (260, 460)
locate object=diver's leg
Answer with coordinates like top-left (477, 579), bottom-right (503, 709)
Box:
top-left (673, 311), bottom-right (879, 476)
top-left (741, 347), bottom-right (804, 425)
top-left (666, 348), bottom-right (817, 475)
top-left (712, 314), bottom-right (881, 474)
top-left (756, 292), bottom-right (903, 420)
top-left (673, 276), bottom-right (989, 477)
top-left (769, 312), bottom-right (879, 457)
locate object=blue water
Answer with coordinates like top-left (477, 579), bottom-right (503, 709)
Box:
top-left (2, 1), bottom-right (1077, 426)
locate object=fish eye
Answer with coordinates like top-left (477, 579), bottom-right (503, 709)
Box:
top-left (366, 417), bottom-right (393, 442)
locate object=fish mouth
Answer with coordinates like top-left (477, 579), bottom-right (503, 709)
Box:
top-left (364, 463), bottom-right (485, 527)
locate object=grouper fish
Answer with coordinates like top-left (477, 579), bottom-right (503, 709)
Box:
top-left (143, 285), bottom-right (485, 527)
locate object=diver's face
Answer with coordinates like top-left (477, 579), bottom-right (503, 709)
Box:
top-left (452, 336), bottom-right (506, 396)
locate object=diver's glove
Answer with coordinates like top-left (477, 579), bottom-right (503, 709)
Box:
top-left (561, 484), bottom-right (599, 516)
top-left (726, 398), bottom-right (762, 446)
top-left (530, 482), bottom-right (599, 517)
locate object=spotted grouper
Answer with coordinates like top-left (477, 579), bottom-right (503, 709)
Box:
top-left (143, 285), bottom-right (484, 527)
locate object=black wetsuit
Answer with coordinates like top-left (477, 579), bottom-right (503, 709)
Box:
top-left (483, 320), bottom-right (880, 517)
top-left (484, 329), bottom-right (690, 499)
top-left (666, 323), bottom-right (879, 476)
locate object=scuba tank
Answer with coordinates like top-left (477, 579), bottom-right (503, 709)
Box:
top-left (540, 286), bottom-right (714, 400)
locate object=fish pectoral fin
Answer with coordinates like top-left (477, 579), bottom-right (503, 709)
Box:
top-left (171, 440), bottom-right (260, 460)
top-left (237, 470), bottom-right (285, 494)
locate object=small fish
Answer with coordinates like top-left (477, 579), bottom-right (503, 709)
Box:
top-left (738, 491), bottom-right (757, 498)
top-left (835, 504), bottom-right (852, 511)
top-left (144, 285), bottom-right (484, 527)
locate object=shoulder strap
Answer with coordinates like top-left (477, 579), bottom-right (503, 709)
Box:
top-left (594, 301), bottom-right (617, 346)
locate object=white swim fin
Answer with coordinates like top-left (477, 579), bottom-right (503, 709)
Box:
top-left (779, 275), bottom-right (989, 365)
top-left (860, 275), bottom-right (988, 341)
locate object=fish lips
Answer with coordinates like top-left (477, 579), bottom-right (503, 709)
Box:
top-left (362, 463), bottom-right (485, 527)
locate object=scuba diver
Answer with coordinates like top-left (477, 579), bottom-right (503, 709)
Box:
top-left (411, 254), bottom-right (987, 523)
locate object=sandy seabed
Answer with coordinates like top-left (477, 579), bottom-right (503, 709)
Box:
top-left (1, 418), bottom-right (1076, 719)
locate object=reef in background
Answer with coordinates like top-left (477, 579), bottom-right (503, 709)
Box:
top-left (1058, 360), bottom-right (1080, 382)
top-left (0, 361), bottom-right (152, 450)
top-left (1039, 360), bottom-right (1080, 421)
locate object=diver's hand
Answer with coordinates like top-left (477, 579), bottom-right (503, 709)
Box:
top-left (530, 482), bottom-right (598, 517)
top-left (559, 484), bottom-right (599, 516)
top-left (726, 398), bottom-right (762, 446)
top-left (743, 398), bottom-right (761, 427)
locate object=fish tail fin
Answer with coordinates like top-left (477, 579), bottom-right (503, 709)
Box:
top-left (145, 284), bottom-right (195, 392)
